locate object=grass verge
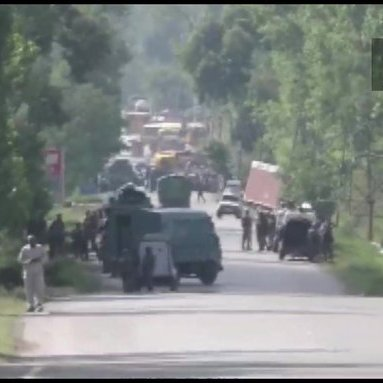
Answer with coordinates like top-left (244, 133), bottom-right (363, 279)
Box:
top-left (0, 291), bottom-right (24, 358)
top-left (45, 257), bottom-right (102, 294)
top-left (332, 229), bottom-right (383, 296)
top-left (70, 194), bottom-right (104, 205)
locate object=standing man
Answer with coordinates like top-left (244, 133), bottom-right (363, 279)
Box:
top-left (256, 210), bottom-right (269, 251)
top-left (241, 209), bottom-right (253, 251)
top-left (266, 212), bottom-right (277, 250)
top-left (140, 247), bottom-right (156, 292)
top-left (18, 235), bottom-right (48, 312)
top-left (70, 222), bottom-right (87, 261)
top-left (121, 249), bottom-right (141, 293)
top-left (83, 211), bottom-right (99, 256)
top-left (48, 214), bottom-right (66, 259)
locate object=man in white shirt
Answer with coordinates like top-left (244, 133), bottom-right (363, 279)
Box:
top-left (18, 235), bottom-right (48, 312)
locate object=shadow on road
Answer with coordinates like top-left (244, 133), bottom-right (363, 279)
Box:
top-left (35, 307), bottom-right (368, 318)
top-left (0, 348), bottom-right (350, 364)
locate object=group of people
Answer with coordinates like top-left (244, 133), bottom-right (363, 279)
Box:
top-left (20, 209), bottom-right (104, 313)
top-left (26, 210), bottom-right (103, 261)
top-left (241, 209), bottom-right (276, 251)
top-left (70, 210), bottom-right (101, 261)
top-left (241, 201), bottom-right (334, 260)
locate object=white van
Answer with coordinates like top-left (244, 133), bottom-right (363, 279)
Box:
top-left (225, 179), bottom-right (242, 198)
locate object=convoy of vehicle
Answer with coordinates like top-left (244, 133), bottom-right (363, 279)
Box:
top-left (100, 183), bottom-right (223, 293)
top-left (95, 104), bottom-right (335, 295)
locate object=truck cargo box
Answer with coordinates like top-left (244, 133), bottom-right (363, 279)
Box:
top-left (244, 161), bottom-right (281, 210)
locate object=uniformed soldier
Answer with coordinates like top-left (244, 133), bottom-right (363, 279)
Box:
top-left (47, 214), bottom-right (66, 259)
top-left (241, 209), bottom-right (253, 251)
top-left (18, 235), bottom-right (48, 312)
top-left (140, 247), bottom-right (156, 292)
top-left (256, 210), bottom-right (269, 251)
top-left (83, 211), bottom-right (99, 256)
top-left (70, 222), bottom-right (87, 261)
top-left (121, 249), bottom-right (140, 292)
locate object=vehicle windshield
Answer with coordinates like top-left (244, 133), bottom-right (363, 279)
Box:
top-left (222, 195), bottom-right (239, 202)
top-left (173, 218), bottom-right (214, 238)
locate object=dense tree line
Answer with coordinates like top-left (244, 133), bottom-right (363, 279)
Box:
top-left (3, 4), bottom-right (383, 241)
top-left (121, 5), bottom-right (224, 114)
top-left (0, 5), bottom-right (130, 234)
top-left (182, 4), bottom-right (383, 240)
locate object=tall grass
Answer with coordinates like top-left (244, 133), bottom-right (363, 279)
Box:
top-left (333, 226), bottom-right (383, 296)
top-left (0, 291), bottom-right (24, 357)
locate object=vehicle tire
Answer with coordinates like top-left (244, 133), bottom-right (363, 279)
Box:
top-left (198, 263), bottom-right (218, 286)
top-left (217, 212), bottom-right (222, 219)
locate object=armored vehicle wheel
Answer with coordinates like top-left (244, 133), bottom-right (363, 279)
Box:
top-left (198, 262), bottom-right (218, 286)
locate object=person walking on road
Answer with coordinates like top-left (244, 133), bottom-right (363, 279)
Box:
top-left (197, 179), bottom-right (206, 203)
top-left (241, 209), bottom-right (253, 251)
top-left (140, 247), bottom-right (156, 292)
top-left (18, 235), bottom-right (48, 312)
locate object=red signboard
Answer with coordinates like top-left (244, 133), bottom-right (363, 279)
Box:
top-left (44, 148), bottom-right (62, 178)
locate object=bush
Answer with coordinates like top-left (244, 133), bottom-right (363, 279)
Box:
top-left (0, 232), bottom-right (23, 291)
top-left (333, 230), bottom-right (383, 296)
top-left (45, 257), bottom-right (101, 293)
top-left (0, 293), bottom-right (24, 357)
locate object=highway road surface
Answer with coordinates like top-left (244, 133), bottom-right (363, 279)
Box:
top-left (2, 193), bottom-right (383, 378)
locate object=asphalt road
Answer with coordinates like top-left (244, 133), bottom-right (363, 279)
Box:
top-left (2, 193), bottom-right (383, 378)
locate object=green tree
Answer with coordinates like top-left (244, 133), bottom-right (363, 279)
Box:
top-left (61, 84), bottom-right (122, 189)
top-left (0, 7), bottom-right (32, 232)
top-left (204, 140), bottom-right (231, 178)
